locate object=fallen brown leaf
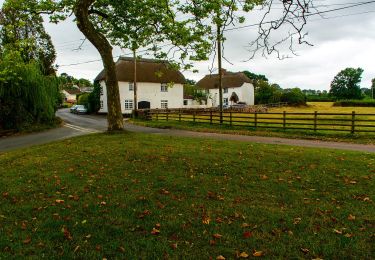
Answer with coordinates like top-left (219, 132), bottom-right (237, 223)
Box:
top-left (333, 229), bottom-right (342, 235)
top-left (63, 227), bottom-right (73, 240)
top-left (239, 252), bottom-right (249, 258)
top-left (243, 231), bottom-right (252, 239)
top-left (253, 250), bottom-right (264, 257)
top-left (151, 228), bottom-right (160, 235)
top-left (23, 236), bottom-right (31, 245)
top-left (212, 233), bottom-right (223, 239)
top-left (202, 216), bottom-right (211, 225)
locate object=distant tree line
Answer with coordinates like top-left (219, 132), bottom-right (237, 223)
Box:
top-left (243, 71), bottom-right (306, 106)
top-left (58, 73), bottom-right (93, 91)
top-left (242, 67), bottom-right (374, 106)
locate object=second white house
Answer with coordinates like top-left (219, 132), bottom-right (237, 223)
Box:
top-left (196, 69), bottom-right (255, 107)
top-left (95, 57), bottom-right (186, 114)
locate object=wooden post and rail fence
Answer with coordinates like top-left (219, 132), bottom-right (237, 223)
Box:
top-left (144, 109), bottom-right (375, 134)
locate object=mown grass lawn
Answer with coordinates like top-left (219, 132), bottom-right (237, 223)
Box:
top-left (0, 133), bottom-right (374, 259)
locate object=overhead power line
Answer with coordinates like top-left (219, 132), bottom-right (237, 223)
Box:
top-left (58, 1), bottom-right (375, 67)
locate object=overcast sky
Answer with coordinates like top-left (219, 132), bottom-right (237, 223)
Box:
top-left (1, 0), bottom-right (374, 90)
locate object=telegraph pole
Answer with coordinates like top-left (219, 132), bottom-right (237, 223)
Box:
top-left (217, 22), bottom-right (223, 124)
top-left (133, 48), bottom-right (137, 118)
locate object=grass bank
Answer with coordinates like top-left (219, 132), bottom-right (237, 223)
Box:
top-left (0, 117), bottom-right (63, 138)
top-left (136, 102), bottom-right (375, 145)
top-left (0, 133), bottom-right (374, 258)
top-left (131, 119), bottom-right (375, 145)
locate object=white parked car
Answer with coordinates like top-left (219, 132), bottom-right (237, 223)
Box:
top-left (74, 105), bottom-right (88, 114)
top-left (70, 105), bottom-right (78, 113)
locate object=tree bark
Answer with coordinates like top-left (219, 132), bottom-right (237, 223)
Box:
top-left (74, 0), bottom-right (123, 131)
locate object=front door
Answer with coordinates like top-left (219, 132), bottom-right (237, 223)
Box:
top-left (138, 101), bottom-right (151, 110)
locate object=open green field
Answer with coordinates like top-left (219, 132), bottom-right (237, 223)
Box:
top-left (271, 102), bottom-right (375, 114)
top-left (0, 133), bottom-right (374, 258)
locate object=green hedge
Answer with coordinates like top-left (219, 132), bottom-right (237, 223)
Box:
top-left (306, 95), bottom-right (335, 102)
top-left (333, 100), bottom-right (375, 107)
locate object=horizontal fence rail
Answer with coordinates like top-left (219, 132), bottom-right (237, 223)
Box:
top-left (146, 109), bottom-right (375, 134)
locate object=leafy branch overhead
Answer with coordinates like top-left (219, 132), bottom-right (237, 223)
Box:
top-left (0, 0), bottom-right (56, 75)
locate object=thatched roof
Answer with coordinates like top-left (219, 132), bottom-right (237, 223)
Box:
top-left (63, 89), bottom-right (82, 95)
top-left (95, 57), bottom-right (186, 84)
top-left (196, 70), bottom-right (252, 89)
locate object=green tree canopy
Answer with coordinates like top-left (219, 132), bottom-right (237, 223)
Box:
top-left (255, 80), bottom-right (282, 104)
top-left (281, 88), bottom-right (306, 106)
top-left (0, 0), bottom-right (56, 75)
top-left (329, 68), bottom-right (364, 100)
top-left (243, 71), bottom-right (268, 85)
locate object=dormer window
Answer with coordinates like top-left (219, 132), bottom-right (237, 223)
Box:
top-left (224, 88), bottom-right (228, 94)
top-left (161, 83), bottom-right (168, 92)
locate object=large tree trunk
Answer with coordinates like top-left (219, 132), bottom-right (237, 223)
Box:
top-left (74, 0), bottom-right (123, 131)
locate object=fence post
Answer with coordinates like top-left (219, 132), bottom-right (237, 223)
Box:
top-left (254, 112), bottom-right (257, 129)
top-left (220, 111), bottom-right (223, 125)
top-left (156, 110), bottom-right (159, 121)
top-left (230, 112), bottom-right (232, 126)
top-left (179, 112), bottom-right (181, 122)
top-left (166, 110), bottom-right (169, 121)
top-left (283, 111), bottom-right (286, 130)
top-left (210, 111), bottom-right (213, 125)
top-left (314, 111), bottom-right (317, 132)
top-left (193, 111), bottom-right (196, 123)
top-left (351, 111), bottom-right (355, 134)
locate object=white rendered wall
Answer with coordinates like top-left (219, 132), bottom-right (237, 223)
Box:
top-left (208, 83), bottom-right (254, 107)
top-left (62, 90), bottom-right (77, 102)
top-left (99, 81), bottom-right (184, 114)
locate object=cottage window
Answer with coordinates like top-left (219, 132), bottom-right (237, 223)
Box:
top-left (224, 88), bottom-right (228, 94)
top-left (129, 82), bottom-right (134, 91)
top-left (161, 100), bottom-right (168, 109)
top-left (100, 100), bottom-right (104, 109)
top-left (223, 98), bottom-right (229, 106)
top-left (125, 99), bottom-right (133, 110)
top-left (161, 83), bottom-right (168, 92)
top-left (100, 86), bottom-right (103, 95)
top-left (183, 100), bottom-right (188, 106)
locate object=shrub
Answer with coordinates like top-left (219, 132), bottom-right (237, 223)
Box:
top-left (77, 92), bottom-right (90, 108)
top-left (0, 51), bottom-right (59, 130)
top-left (281, 88), bottom-right (306, 106)
top-left (306, 95), bottom-right (335, 102)
top-left (88, 81), bottom-right (101, 113)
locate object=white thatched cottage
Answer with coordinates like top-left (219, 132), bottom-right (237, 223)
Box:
top-left (95, 57), bottom-right (186, 114)
top-left (196, 69), bottom-right (255, 107)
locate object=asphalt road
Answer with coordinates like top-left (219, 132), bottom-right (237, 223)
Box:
top-left (1, 108), bottom-right (375, 153)
top-left (0, 109), bottom-right (165, 152)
